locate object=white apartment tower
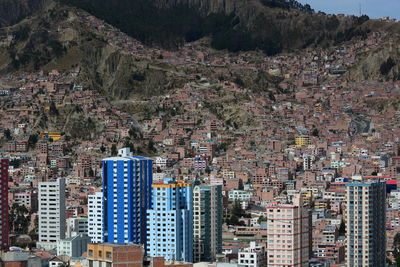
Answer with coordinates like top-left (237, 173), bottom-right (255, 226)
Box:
top-left (266, 194), bottom-right (310, 266)
top-left (88, 192), bottom-right (104, 243)
top-left (37, 178), bottom-right (66, 249)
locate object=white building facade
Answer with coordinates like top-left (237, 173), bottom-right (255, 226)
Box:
top-left (238, 241), bottom-right (266, 267)
top-left (88, 192), bottom-right (104, 243)
top-left (67, 217), bottom-right (89, 238)
top-left (37, 178), bottom-right (66, 249)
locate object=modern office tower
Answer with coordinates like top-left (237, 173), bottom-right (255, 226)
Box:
top-left (266, 194), bottom-right (310, 267)
top-left (0, 159), bottom-right (9, 250)
top-left (146, 178), bottom-right (193, 263)
top-left (37, 178), bottom-right (66, 249)
top-left (102, 150), bottom-right (153, 245)
top-left (193, 185), bottom-right (222, 262)
top-left (88, 192), bottom-right (104, 243)
top-left (345, 180), bottom-right (386, 267)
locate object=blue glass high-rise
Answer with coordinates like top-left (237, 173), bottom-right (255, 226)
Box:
top-left (146, 178), bottom-right (193, 263)
top-left (102, 151), bottom-right (153, 246)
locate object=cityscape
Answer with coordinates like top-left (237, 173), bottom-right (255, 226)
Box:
top-left (0, 0), bottom-right (400, 267)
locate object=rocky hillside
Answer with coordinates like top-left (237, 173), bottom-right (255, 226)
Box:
top-left (0, 0), bottom-right (399, 100)
top-left (60, 0), bottom-right (373, 55)
top-left (346, 35), bottom-right (400, 81)
top-left (0, 3), bottom-right (183, 99)
top-left (0, 1), bottom-right (282, 100)
top-left (0, 0), bottom-right (48, 26)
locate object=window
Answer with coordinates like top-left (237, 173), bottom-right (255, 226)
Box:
top-left (88, 250), bottom-right (93, 257)
top-left (99, 251), bottom-right (102, 257)
top-left (106, 251), bottom-right (112, 259)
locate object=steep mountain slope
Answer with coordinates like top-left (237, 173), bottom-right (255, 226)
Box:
top-left (0, 0), bottom-right (399, 97)
top-left (346, 34), bottom-right (400, 81)
top-left (0, 3), bottom-right (185, 99)
top-left (347, 44), bottom-right (400, 81)
top-left (0, 0), bottom-right (48, 26)
top-left (60, 0), bottom-right (373, 55)
top-left (0, 2), bottom-right (282, 100)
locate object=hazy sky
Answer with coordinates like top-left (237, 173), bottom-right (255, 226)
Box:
top-left (298, 0), bottom-right (400, 20)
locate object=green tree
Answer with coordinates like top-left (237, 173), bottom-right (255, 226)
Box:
top-left (338, 220), bottom-right (346, 235)
top-left (394, 233), bottom-right (400, 266)
top-left (128, 128), bottom-right (136, 138)
top-left (49, 102), bottom-right (59, 116)
top-left (380, 57), bottom-right (396, 76)
top-left (147, 140), bottom-right (156, 153)
top-left (111, 144), bottom-right (118, 156)
top-left (100, 145), bottom-right (106, 153)
top-left (258, 216), bottom-right (267, 223)
top-left (14, 25), bottom-right (30, 41)
top-left (9, 204), bottom-right (30, 235)
top-left (4, 129), bottom-right (12, 140)
top-left (232, 201), bottom-right (245, 217)
top-left (124, 139), bottom-right (135, 153)
top-left (226, 213), bottom-right (246, 226)
top-left (28, 134), bottom-right (38, 149)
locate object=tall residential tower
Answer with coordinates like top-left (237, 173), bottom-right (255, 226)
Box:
top-left (146, 178), bottom-right (193, 262)
top-left (88, 191), bottom-right (104, 243)
top-left (266, 194), bottom-right (310, 267)
top-left (102, 152), bottom-right (153, 245)
top-left (193, 185), bottom-right (222, 262)
top-left (346, 180), bottom-right (386, 267)
top-left (37, 178), bottom-right (66, 249)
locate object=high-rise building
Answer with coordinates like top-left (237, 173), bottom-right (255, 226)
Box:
top-left (102, 152), bottom-right (153, 245)
top-left (345, 180), bottom-right (386, 267)
top-left (266, 194), bottom-right (310, 267)
top-left (193, 185), bottom-right (222, 262)
top-left (0, 159), bottom-right (9, 250)
top-left (88, 192), bottom-right (104, 243)
top-left (146, 178), bottom-right (193, 263)
top-left (37, 178), bottom-right (66, 249)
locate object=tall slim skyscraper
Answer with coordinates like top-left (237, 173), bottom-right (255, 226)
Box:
top-left (102, 153), bottom-right (153, 245)
top-left (0, 159), bottom-right (9, 250)
top-left (346, 180), bottom-right (386, 267)
top-left (146, 178), bottom-right (193, 263)
top-left (193, 185), bottom-right (222, 262)
top-left (266, 194), bottom-right (310, 267)
top-left (37, 178), bottom-right (66, 249)
top-left (88, 192), bottom-right (103, 243)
